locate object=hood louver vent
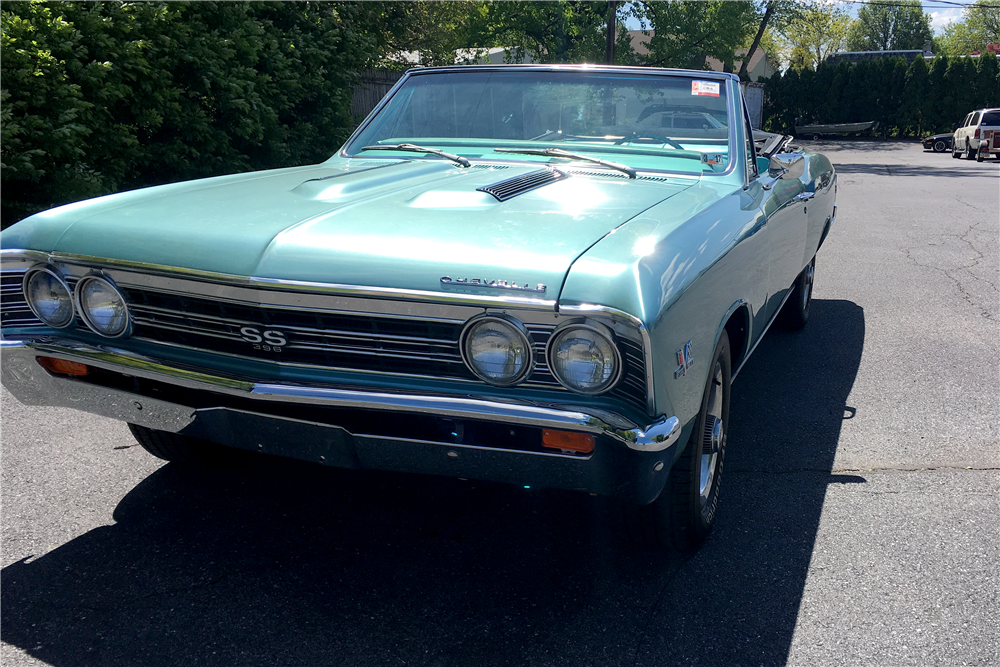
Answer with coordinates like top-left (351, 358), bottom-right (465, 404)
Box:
top-left (478, 168), bottom-right (567, 202)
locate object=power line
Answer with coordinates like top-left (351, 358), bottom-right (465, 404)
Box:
top-left (836, 0), bottom-right (1000, 8)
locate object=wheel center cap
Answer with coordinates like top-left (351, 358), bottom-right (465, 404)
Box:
top-left (711, 417), bottom-right (724, 453)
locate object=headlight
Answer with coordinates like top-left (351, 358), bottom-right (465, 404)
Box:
top-left (462, 315), bottom-right (532, 386)
top-left (23, 268), bottom-right (75, 328)
top-left (76, 276), bottom-right (129, 337)
top-left (548, 323), bottom-right (620, 394)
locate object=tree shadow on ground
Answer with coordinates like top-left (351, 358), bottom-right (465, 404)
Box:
top-left (833, 161), bottom-right (998, 178)
top-left (1, 299), bottom-right (865, 667)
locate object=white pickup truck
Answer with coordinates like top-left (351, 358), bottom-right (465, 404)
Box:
top-left (952, 108), bottom-right (1000, 162)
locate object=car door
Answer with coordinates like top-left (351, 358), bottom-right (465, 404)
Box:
top-left (760, 173), bottom-right (807, 319)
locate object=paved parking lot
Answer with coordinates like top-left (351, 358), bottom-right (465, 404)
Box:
top-left (2, 141), bottom-right (998, 666)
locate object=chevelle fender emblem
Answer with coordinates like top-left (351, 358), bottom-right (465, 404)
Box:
top-left (441, 277), bottom-right (546, 294)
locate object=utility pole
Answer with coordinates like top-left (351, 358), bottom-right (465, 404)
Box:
top-left (606, 0), bottom-right (618, 65)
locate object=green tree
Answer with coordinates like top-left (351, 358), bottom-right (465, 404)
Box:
top-left (974, 53), bottom-right (1000, 107)
top-left (934, 0), bottom-right (1000, 55)
top-left (780, 2), bottom-right (852, 71)
top-left (927, 56), bottom-right (954, 131)
top-left (845, 0), bottom-right (932, 51)
top-left (365, 1), bottom-right (488, 67)
top-left (471, 1), bottom-right (633, 64)
top-left (901, 55), bottom-right (930, 134)
top-left (631, 1), bottom-right (758, 70)
top-left (885, 56), bottom-right (909, 133)
top-left (737, 1), bottom-right (801, 80)
top-left (1, 1), bottom-right (377, 227)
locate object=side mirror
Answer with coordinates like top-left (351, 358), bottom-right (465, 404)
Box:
top-left (768, 154), bottom-right (805, 180)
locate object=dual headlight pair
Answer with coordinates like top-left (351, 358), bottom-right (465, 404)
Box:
top-left (462, 315), bottom-right (620, 394)
top-left (23, 267), bottom-right (129, 337)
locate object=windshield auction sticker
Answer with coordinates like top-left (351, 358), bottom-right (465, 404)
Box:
top-left (692, 81), bottom-right (720, 97)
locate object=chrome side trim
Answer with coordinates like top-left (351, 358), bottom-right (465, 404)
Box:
top-left (0, 337), bottom-right (680, 452)
top-left (731, 288), bottom-right (794, 381)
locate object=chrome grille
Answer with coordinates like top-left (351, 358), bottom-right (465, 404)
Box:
top-left (121, 287), bottom-right (648, 411)
top-left (0, 269), bottom-right (648, 412)
top-left (0, 271), bottom-right (43, 328)
top-left (122, 287), bottom-right (470, 379)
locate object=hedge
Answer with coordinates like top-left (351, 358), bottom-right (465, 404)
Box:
top-left (761, 55), bottom-right (1000, 138)
top-left (1, 1), bottom-right (376, 227)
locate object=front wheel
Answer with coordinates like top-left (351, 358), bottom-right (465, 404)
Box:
top-left (618, 330), bottom-right (731, 552)
top-left (779, 257), bottom-right (815, 330)
top-left (933, 140), bottom-right (947, 153)
top-left (128, 423), bottom-right (239, 465)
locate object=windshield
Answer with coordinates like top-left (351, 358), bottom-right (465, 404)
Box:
top-left (345, 70), bottom-right (733, 176)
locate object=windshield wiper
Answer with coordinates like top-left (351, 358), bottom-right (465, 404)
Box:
top-left (360, 143), bottom-right (470, 168)
top-left (494, 147), bottom-right (636, 178)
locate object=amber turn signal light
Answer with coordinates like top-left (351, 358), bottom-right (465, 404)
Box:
top-left (37, 356), bottom-right (90, 377)
top-left (541, 429), bottom-right (595, 454)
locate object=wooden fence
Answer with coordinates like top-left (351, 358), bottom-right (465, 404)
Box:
top-left (351, 69), bottom-right (406, 123)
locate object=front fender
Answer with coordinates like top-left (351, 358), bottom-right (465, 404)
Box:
top-left (560, 181), bottom-right (768, 431)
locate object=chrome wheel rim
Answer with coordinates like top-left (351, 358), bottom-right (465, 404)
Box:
top-left (699, 360), bottom-right (725, 506)
top-left (802, 261), bottom-right (814, 311)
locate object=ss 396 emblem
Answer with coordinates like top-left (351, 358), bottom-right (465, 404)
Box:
top-left (674, 340), bottom-right (693, 378)
top-left (239, 326), bottom-right (287, 352)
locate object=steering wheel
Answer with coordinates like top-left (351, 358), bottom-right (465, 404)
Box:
top-left (615, 133), bottom-right (685, 150)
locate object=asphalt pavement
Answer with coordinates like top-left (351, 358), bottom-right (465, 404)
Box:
top-left (2, 141), bottom-right (998, 666)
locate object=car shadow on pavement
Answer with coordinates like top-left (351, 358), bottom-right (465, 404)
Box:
top-left (1, 299), bottom-right (864, 667)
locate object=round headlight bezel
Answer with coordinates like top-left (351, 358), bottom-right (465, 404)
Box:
top-left (22, 266), bottom-right (76, 329)
top-left (460, 314), bottom-right (534, 387)
top-left (546, 320), bottom-right (622, 395)
top-left (75, 274), bottom-right (131, 338)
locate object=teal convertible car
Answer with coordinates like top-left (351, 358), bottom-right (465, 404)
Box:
top-left (1, 66), bottom-right (836, 551)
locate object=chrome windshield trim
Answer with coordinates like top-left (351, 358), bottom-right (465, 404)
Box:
top-left (338, 66), bottom-right (739, 179)
top-left (0, 336), bottom-right (678, 452)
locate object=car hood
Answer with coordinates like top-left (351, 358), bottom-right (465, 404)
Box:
top-left (5, 158), bottom-right (702, 300)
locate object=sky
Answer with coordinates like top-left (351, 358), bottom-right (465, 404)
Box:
top-left (835, 0), bottom-right (970, 34)
top-left (622, 1), bottom-right (974, 36)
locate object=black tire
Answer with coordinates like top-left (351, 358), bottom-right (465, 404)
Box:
top-left (779, 256), bottom-right (815, 331)
top-left (952, 144), bottom-right (960, 158)
top-left (933, 140), bottom-right (947, 153)
top-left (977, 148), bottom-right (985, 162)
top-left (128, 423), bottom-right (237, 465)
top-left (618, 330), bottom-right (731, 553)
top-left (964, 141), bottom-right (977, 160)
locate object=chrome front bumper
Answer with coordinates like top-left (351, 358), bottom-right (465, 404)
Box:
top-left (1, 336), bottom-right (684, 502)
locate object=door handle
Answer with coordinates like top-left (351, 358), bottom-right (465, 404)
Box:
top-left (794, 191), bottom-right (816, 202)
